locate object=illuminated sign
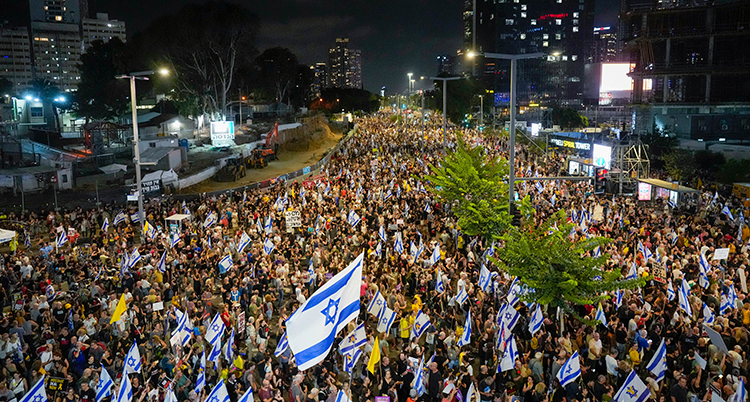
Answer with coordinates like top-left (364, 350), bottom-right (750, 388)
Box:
top-left (539, 13), bottom-right (568, 20)
top-left (210, 121), bottom-right (235, 147)
top-left (592, 144), bottom-right (612, 169)
top-left (550, 138), bottom-right (591, 151)
top-left (638, 183), bottom-right (652, 201)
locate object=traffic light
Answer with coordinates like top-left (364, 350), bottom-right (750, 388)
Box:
top-left (510, 202), bottom-right (522, 227)
top-left (594, 167), bottom-right (608, 194)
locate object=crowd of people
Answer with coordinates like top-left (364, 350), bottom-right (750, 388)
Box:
top-left (0, 110), bottom-right (748, 402)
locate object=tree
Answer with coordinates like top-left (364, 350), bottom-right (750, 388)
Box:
top-left (0, 78), bottom-right (13, 97)
top-left (255, 47), bottom-right (300, 105)
top-left (134, 1), bottom-right (259, 121)
top-left (427, 137), bottom-right (645, 322)
top-left (73, 38), bottom-right (130, 122)
top-left (662, 149), bottom-right (696, 183)
top-left (551, 107), bottom-right (588, 130)
top-left (425, 136), bottom-right (513, 240)
top-left (491, 211), bottom-right (644, 322)
top-left (716, 159), bottom-right (750, 184)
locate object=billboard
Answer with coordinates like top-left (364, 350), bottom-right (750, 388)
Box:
top-left (598, 63), bottom-right (652, 105)
top-left (592, 144), bottom-right (612, 169)
top-left (210, 121), bottom-right (235, 147)
top-left (638, 182), bottom-right (652, 201)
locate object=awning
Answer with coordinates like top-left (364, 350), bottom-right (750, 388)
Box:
top-left (99, 164), bottom-right (128, 175)
top-left (637, 178), bottom-right (700, 194)
top-left (0, 229), bottom-right (16, 244)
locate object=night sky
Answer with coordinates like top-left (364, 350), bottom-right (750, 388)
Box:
top-left (4, 0), bottom-right (620, 95)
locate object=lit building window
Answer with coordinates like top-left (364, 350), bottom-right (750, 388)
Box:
top-left (531, 19), bottom-right (536, 25)
top-left (573, 26), bottom-right (579, 32)
top-left (543, 41), bottom-right (549, 47)
top-left (521, 12), bottom-right (526, 18)
top-left (506, 19), bottom-right (514, 25)
top-left (556, 33), bottom-right (562, 40)
top-left (573, 12), bottom-right (579, 17)
top-left (543, 34), bottom-right (549, 39)
top-left (520, 34), bottom-right (526, 39)
top-left (556, 19), bottom-right (562, 25)
top-left (55, 16), bottom-right (62, 21)
top-left (521, 4), bottom-right (527, 9)
top-left (562, 55), bottom-right (568, 61)
top-left (572, 55), bottom-right (578, 61)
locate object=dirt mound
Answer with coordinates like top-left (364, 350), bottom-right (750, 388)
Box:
top-left (280, 115), bottom-right (339, 152)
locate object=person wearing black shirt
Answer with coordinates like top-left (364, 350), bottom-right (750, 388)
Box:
top-left (79, 382), bottom-right (95, 402)
top-left (670, 376), bottom-right (689, 402)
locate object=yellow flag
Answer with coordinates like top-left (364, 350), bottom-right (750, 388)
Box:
top-left (367, 337), bottom-right (381, 374)
top-left (110, 294), bottom-right (127, 324)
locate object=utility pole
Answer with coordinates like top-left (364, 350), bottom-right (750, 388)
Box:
top-left (239, 89), bottom-right (242, 126)
top-left (430, 76), bottom-right (462, 147)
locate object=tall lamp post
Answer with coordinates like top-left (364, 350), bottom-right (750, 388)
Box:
top-left (429, 76), bottom-right (462, 147)
top-left (407, 73), bottom-right (413, 95)
top-left (478, 94), bottom-right (484, 128)
top-left (480, 52), bottom-right (545, 211)
top-left (115, 68), bottom-right (169, 237)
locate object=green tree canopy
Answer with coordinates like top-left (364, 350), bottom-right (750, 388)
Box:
top-left (551, 107), bottom-right (588, 130)
top-left (73, 38), bottom-right (129, 122)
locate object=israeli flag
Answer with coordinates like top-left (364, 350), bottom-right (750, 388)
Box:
top-left (455, 285), bottom-right (468, 306)
top-left (101, 218), bottom-right (110, 234)
top-left (171, 310), bottom-right (192, 347)
top-left (339, 323), bottom-right (367, 354)
top-left (703, 303), bottom-right (715, 324)
top-left (308, 259), bottom-right (315, 284)
top-left (722, 204), bottom-right (734, 221)
top-left (171, 234), bottom-right (180, 248)
top-left (56, 230), bottom-right (68, 248)
top-left (626, 262), bottom-right (638, 280)
top-left (208, 335), bottom-right (221, 368)
top-left (429, 244), bottom-right (441, 266)
top-left (219, 255), bottom-right (233, 274)
top-left (204, 380), bottom-right (231, 402)
top-left (237, 232), bottom-right (251, 253)
top-left (413, 356), bottom-right (426, 396)
top-left (478, 264), bottom-right (492, 293)
top-left (343, 349), bottom-right (363, 374)
top-left (195, 350), bottom-right (206, 393)
top-left (367, 290), bottom-right (386, 317)
top-left (411, 310), bottom-right (432, 340)
top-left (409, 241), bottom-right (419, 260)
top-left (499, 304), bottom-right (520, 333)
top-left (436, 269), bottom-right (445, 293)
top-left (127, 248), bottom-right (141, 269)
top-left (143, 221), bottom-right (156, 240)
top-left (667, 280), bottom-right (676, 301)
top-left (615, 289), bottom-right (624, 308)
top-left (394, 232), bottom-right (404, 254)
top-left (335, 391), bottom-right (353, 402)
top-left (556, 351), bottom-right (581, 387)
top-left (646, 339), bottom-right (667, 383)
top-left (285, 253), bottom-right (364, 370)
top-left (425, 203), bottom-right (431, 214)
top-left (347, 210), bottom-right (361, 227)
top-left (499, 335), bottom-right (518, 372)
top-left (613, 370), bottom-right (651, 402)
top-left (124, 342), bottom-right (141, 374)
top-left (274, 331), bottom-right (289, 357)
top-left (256, 217), bottom-right (263, 233)
top-left (206, 313), bottom-right (226, 346)
top-left (733, 378), bottom-right (746, 402)
top-left (157, 251), bottom-right (167, 273)
top-left (96, 366), bottom-right (113, 402)
top-left (457, 310), bottom-right (471, 347)
top-left (181, 201), bottom-right (189, 215)
top-left (224, 329), bottom-right (235, 362)
top-left (551, 194), bottom-right (557, 207)
top-left (377, 306), bottom-right (397, 333)
top-left (507, 277), bottom-right (521, 306)
top-left (265, 216), bottom-right (275, 234)
top-left (203, 211), bottom-right (217, 228)
top-left (678, 278), bottom-right (692, 316)
top-left (113, 211), bottom-right (127, 226)
top-left (700, 253), bottom-right (711, 273)
top-left (595, 303), bottom-right (607, 327)
top-left (237, 386), bottom-right (254, 402)
top-left (593, 246), bottom-right (601, 258)
top-left (115, 372), bottom-right (132, 402)
top-left (263, 238), bottom-right (275, 255)
top-left (529, 304), bottom-right (544, 335)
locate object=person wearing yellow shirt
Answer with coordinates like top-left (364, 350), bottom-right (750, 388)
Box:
top-left (628, 343), bottom-right (641, 366)
top-left (399, 314), bottom-right (410, 346)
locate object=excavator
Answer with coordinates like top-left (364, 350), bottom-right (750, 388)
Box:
top-left (247, 122), bottom-right (280, 169)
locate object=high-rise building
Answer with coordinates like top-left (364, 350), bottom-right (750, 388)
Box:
top-left (82, 13), bottom-right (126, 49)
top-left (311, 62), bottom-right (327, 97)
top-left (30, 21), bottom-right (82, 91)
top-left (463, 0), bottom-right (596, 106)
top-left (621, 0), bottom-right (750, 139)
top-left (437, 54), bottom-right (458, 76)
top-left (29, 0), bottom-right (84, 24)
top-left (590, 27), bottom-right (618, 63)
top-left (0, 26), bottom-right (33, 91)
top-left (327, 38), bottom-right (362, 89)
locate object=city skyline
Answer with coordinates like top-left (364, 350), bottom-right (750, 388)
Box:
top-left (4, 0), bottom-right (619, 95)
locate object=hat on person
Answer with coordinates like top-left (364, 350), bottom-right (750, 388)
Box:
top-left (535, 352), bottom-right (543, 360)
top-left (410, 389), bottom-right (417, 398)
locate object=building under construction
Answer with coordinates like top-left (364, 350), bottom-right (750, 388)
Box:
top-left (621, 0), bottom-right (750, 141)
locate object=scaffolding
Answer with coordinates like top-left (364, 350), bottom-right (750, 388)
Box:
top-left (611, 138), bottom-right (650, 194)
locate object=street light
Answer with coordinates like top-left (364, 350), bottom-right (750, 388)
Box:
top-left (429, 76), bottom-right (462, 146)
top-left (477, 94), bottom-right (484, 128)
top-left (407, 73), bottom-right (413, 95)
top-left (115, 69), bottom-right (169, 238)
top-left (482, 52), bottom-right (545, 211)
